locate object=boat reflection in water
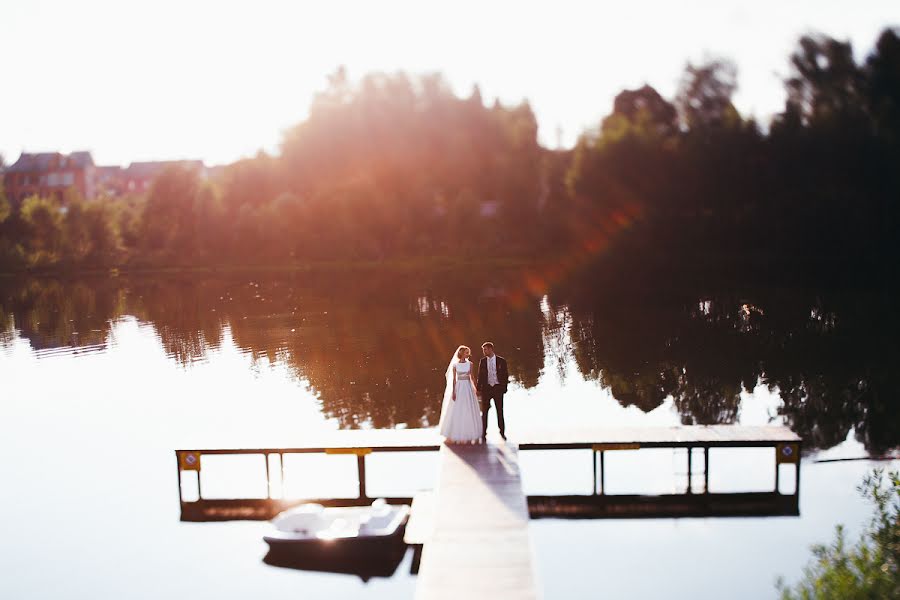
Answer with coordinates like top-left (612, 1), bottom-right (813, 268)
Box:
top-left (261, 500), bottom-right (411, 581)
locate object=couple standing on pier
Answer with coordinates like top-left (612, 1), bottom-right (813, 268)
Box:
top-left (438, 342), bottom-right (508, 444)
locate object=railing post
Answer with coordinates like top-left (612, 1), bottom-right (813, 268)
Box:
top-left (774, 449), bottom-right (781, 493)
top-left (175, 452), bottom-right (183, 503)
top-left (599, 450), bottom-right (605, 495)
top-left (358, 453), bottom-right (367, 500)
top-left (264, 452), bottom-right (271, 499)
top-left (280, 452), bottom-right (286, 497)
top-left (592, 449), bottom-right (598, 495)
top-left (703, 446), bottom-right (709, 494)
top-left (686, 447), bottom-right (693, 494)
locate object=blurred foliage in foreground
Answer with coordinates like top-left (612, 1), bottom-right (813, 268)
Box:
top-left (777, 469), bottom-right (899, 599)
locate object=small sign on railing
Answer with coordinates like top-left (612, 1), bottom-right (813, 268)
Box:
top-left (179, 451), bottom-right (202, 471)
top-left (776, 443), bottom-right (799, 464)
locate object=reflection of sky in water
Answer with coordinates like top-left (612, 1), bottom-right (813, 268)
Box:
top-left (532, 458), bottom-right (888, 600)
top-left (1, 302), bottom-right (898, 599)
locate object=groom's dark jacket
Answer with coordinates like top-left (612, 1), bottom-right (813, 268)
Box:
top-left (477, 355), bottom-right (508, 394)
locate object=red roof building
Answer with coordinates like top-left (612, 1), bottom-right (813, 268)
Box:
top-left (3, 151), bottom-right (96, 205)
top-left (2, 153), bottom-right (209, 203)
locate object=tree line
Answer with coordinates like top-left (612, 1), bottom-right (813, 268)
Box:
top-left (1, 27), bottom-right (899, 286)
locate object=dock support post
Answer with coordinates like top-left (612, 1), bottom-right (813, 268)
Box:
top-left (175, 454), bottom-right (183, 504)
top-left (703, 446), bottom-right (709, 494)
top-left (686, 447), bottom-right (693, 494)
top-left (410, 545), bottom-right (423, 575)
top-left (264, 452), bottom-right (271, 499)
top-left (775, 453), bottom-right (780, 493)
top-left (357, 454), bottom-right (367, 500)
top-left (599, 450), bottom-right (605, 495)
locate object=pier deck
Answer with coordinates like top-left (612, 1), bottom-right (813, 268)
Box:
top-left (415, 442), bottom-right (538, 600)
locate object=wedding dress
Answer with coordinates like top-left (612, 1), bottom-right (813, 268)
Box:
top-left (438, 359), bottom-right (483, 443)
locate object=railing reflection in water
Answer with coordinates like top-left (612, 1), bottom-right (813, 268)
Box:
top-left (175, 439), bottom-right (801, 523)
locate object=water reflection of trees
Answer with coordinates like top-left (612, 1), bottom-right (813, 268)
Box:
top-left (763, 292), bottom-right (900, 454)
top-left (554, 280), bottom-right (900, 453)
top-left (0, 278), bottom-right (121, 351)
top-left (0, 272), bottom-right (544, 429)
top-left (128, 277), bottom-right (227, 364)
top-left (1, 274), bottom-right (897, 453)
top-left (289, 273), bottom-right (545, 428)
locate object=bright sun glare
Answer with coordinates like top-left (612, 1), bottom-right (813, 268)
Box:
top-left (1, 0), bottom-right (897, 166)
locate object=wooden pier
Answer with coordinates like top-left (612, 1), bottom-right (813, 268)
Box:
top-left (175, 425), bottom-right (801, 595)
top-left (414, 443), bottom-right (538, 600)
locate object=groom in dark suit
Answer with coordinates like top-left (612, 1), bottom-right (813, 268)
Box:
top-left (477, 341), bottom-right (508, 441)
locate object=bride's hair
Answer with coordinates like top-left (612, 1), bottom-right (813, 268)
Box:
top-left (456, 345), bottom-right (470, 360)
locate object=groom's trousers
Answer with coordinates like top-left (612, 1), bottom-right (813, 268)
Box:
top-left (481, 384), bottom-right (506, 437)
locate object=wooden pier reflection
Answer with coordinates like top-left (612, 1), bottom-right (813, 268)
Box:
top-left (176, 426), bottom-right (800, 596)
top-left (175, 426), bottom-right (801, 522)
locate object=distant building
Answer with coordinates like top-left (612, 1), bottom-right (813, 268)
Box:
top-left (3, 151), bottom-right (96, 205)
top-left (94, 165), bottom-right (126, 197)
top-left (122, 160), bottom-right (207, 193)
top-left (2, 153), bottom-right (208, 201)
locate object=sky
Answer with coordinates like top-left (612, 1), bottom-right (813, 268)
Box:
top-left (2, 0), bottom-right (898, 167)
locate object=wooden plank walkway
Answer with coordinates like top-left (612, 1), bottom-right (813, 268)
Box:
top-left (415, 442), bottom-right (539, 600)
top-left (405, 491), bottom-right (436, 546)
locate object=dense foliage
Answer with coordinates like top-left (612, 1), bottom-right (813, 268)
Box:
top-left (1, 28), bottom-right (899, 288)
top-left (566, 28), bottom-right (900, 287)
top-left (778, 469), bottom-right (899, 599)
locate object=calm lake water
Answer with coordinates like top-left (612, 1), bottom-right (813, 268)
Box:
top-left (1, 270), bottom-right (898, 599)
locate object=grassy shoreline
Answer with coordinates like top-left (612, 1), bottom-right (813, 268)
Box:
top-left (0, 256), bottom-right (540, 279)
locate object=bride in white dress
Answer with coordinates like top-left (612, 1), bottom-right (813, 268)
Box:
top-left (438, 345), bottom-right (484, 444)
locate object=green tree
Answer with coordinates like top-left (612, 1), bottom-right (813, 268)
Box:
top-left (0, 180), bottom-right (20, 268)
top-left (778, 469), bottom-right (899, 599)
top-left (63, 196), bottom-right (121, 266)
top-left (784, 35), bottom-right (868, 131)
top-left (19, 195), bottom-right (63, 267)
top-left (603, 84), bottom-right (679, 144)
top-left (675, 58), bottom-right (741, 132)
top-left (279, 69), bottom-right (545, 258)
top-left (139, 166), bottom-right (220, 264)
top-left (865, 29), bottom-right (900, 144)
top-left (0, 180), bottom-right (9, 225)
